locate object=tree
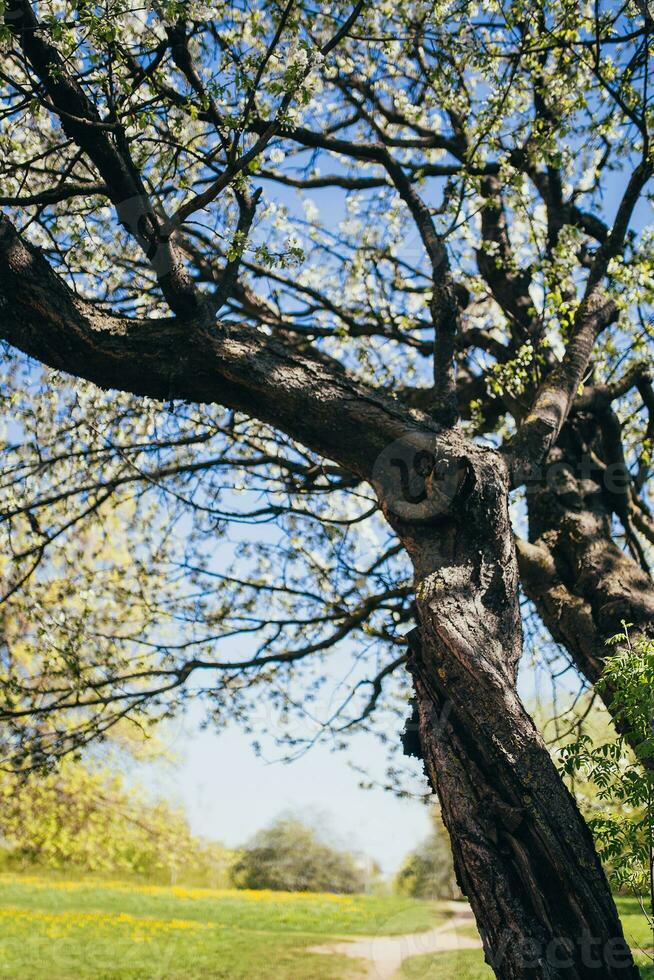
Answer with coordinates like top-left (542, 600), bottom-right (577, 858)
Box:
top-left (0, 759), bottom-right (233, 886)
top-left (0, 0), bottom-right (652, 975)
top-left (230, 816), bottom-right (367, 894)
top-left (395, 809), bottom-right (459, 900)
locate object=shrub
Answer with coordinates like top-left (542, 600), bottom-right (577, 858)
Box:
top-left (230, 817), bottom-right (367, 893)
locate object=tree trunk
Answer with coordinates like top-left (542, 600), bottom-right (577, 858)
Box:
top-left (388, 447), bottom-right (638, 979)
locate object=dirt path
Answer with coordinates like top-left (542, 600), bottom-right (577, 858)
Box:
top-left (308, 901), bottom-right (482, 979)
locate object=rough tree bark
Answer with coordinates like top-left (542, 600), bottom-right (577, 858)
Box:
top-left (385, 445), bottom-right (639, 979)
top-left (518, 418), bottom-right (654, 737)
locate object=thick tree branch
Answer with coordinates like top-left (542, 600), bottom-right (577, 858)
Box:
top-left (0, 216), bottom-right (445, 482)
top-left (510, 290), bottom-right (619, 480)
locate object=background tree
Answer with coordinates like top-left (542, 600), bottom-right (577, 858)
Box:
top-left (0, 758), bottom-right (233, 886)
top-left (230, 815), bottom-right (368, 894)
top-left (395, 809), bottom-right (459, 901)
top-left (0, 0), bottom-right (653, 975)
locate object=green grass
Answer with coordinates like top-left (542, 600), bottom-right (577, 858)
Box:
top-left (618, 896), bottom-right (654, 952)
top-left (0, 873), bottom-right (447, 979)
top-left (401, 896), bottom-right (653, 980)
top-left (618, 897), bottom-right (654, 980)
top-left (1, 873), bottom-right (651, 979)
top-left (402, 949), bottom-right (493, 979)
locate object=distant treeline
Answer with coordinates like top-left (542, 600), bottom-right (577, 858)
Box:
top-left (0, 763), bottom-right (456, 897)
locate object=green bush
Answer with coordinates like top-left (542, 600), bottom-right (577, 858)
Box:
top-left (230, 817), bottom-right (368, 893)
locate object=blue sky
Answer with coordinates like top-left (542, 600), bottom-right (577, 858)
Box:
top-left (165, 716), bottom-right (433, 876)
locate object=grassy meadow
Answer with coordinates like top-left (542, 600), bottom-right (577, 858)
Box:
top-left (0, 873), bottom-right (650, 979)
top-left (0, 873), bottom-right (445, 979)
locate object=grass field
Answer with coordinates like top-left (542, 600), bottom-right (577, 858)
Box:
top-left (0, 873), bottom-right (650, 978)
top-left (0, 873), bottom-right (447, 979)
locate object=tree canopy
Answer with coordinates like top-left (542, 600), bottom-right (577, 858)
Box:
top-left (0, 0), bottom-right (651, 767)
top-left (0, 756), bottom-right (233, 885)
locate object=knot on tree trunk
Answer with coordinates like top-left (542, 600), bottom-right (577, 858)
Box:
top-left (371, 430), bottom-right (473, 524)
